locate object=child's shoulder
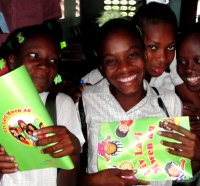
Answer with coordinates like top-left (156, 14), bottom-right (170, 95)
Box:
top-left (151, 86), bottom-right (180, 100)
top-left (83, 78), bottom-right (109, 95)
top-left (151, 87), bottom-right (182, 109)
top-left (41, 92), bottom-right (75, 107)
top-left (56, 92), bottom-right (75, 104)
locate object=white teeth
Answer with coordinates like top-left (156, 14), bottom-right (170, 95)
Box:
top-left (186, 76), bottom-right (200, 83)
top-left (118, 75), bottom-right (137, 83)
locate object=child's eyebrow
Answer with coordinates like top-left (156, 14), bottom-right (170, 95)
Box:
top-left (129, 45), bottom-right (143, 49)
top-left (146, 40), bottom-right (176, 46)
top-left (102, 53), bottom-right (114, 58)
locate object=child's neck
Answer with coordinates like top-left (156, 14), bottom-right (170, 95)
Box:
top-left (145, 73), bottom-right (151, 83)
top-left (110, 86), bottom-right (146, 112)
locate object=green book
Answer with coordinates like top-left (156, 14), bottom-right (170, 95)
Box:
top-left (0, 66), bottom-right (74, 171)
top-left (98, 117), bottom-right (192, 181)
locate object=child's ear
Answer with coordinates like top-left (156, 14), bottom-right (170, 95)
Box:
top-left (8, 54), bottom-right (16, 70)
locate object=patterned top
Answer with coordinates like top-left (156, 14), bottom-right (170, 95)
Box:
top-left (82, 79), bottom-right (182, 186)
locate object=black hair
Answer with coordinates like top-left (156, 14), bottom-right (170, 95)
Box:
top-left (95, 18), bottom-right (145, 59)
top-left (18, 134), bottom-right (26, 140)
top-left (115, 127), bottom-right (128, 138)
top-left (132, 2), bottom-right (177, 35)
top-left (2, 23), bottom-right (61, 60)
top-left (164, 161), bottom-right (180, 175)
top-left (177, 22), bottom-right (200, 51)
top-left (26, 123), bottom-right (38, 131)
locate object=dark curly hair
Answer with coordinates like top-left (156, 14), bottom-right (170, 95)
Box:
top-left (132, 2), bottom-right (178, 35)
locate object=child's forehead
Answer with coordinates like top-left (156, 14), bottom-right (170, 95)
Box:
top-left (104, 29), bottom-right (139, 42)
top-left (20, 36), bottom-right (60, 52)
top-left (26, 35), bottom-right (54, 44)
top-left (180, 33), bottom-right (200, 46)
top-left (143, 21), bottom-right (175, 30)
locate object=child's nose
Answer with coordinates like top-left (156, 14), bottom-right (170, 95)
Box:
top-left (38, 58), bottom-right (50, 68)
top-left (186, 61), bottom-right (195, 72)
top-left (157, 50), bottom-right (168, 66)
top-left (118, 59), bottom-right (130, 72)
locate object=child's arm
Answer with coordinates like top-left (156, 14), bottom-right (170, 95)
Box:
top-left (78, 169), bottom-right (149, 186)
top-left (175, 83), bottom-right (200, 106)
top-left (57, 133), bottom-right (81, 186)
top-left (34, 125), bottom-right (80, 158)
top-left (0, 146), bottom-right (18, 178)
top-left (72, 82), bottom-right (91, 103)
top-left (158, 122), bottom-right (200, 174)
top-left (34, 126), bottom-right (81, 186)
top-left (182, 102), bottom-right (200, 138)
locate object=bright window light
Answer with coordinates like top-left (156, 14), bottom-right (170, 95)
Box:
top-left (60, 0), bottom-right (65, 19)
top-left (197, 0), bottom-right (200, 22)
top-left (75, 0), bottom-right (80, 17)
top-left (104, 0), bottom-right (137, 17)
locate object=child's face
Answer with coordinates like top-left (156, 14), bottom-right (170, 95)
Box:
top-left (104, 142), bottom-right (117, 155)
top-left (168, 165), bottom-right (180, 177)
top-left (143, 23), bottom-right (176, 77)
top-left (13, 36), bottom-right (59, 93)
top-left (19, 122), bottom-right (26, 129)
top-left (100, 29), bottom-right (145, 97)
top-left (10, 129), bottom-right (17, 136)
top-left (177, 33), bottom-right (200, 92)
top-left (118, 124), bottom-right (129, 134)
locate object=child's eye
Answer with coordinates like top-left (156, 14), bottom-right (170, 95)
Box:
top-left (103, 58), bottom-right (116, 66)
top-left (128, 52), bottom-right (138, 59)
top-left (177, 59), bottom-right (187, 66)
top-left (146, 45), bottom-right (157, 51)
top-left (167, 45), bottom-right (175, 51)
top-left (195, 58), bottom-right (200, 64)
top-left (49, 58), bottom-right (59, 64)
top-left (28, 53), bottom-right (37, 59)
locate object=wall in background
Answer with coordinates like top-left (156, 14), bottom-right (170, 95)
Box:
top-left (179, 0), bottom-right (198, 29)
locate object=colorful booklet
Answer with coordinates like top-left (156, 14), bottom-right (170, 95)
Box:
top-left (0, 66), bottom-right (74, 171)
top-left (98, 117), bottom-right (192, 181)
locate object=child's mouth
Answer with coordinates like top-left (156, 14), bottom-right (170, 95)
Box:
top-left (185, 76), bottom-right (200, 86)
top-left (151, 66), bottom-right (165, 75)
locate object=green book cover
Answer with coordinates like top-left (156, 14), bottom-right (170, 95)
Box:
top-left (0, 65), bottom-right (74, 171)
top-left (98, 117), bottom-right (192, 181)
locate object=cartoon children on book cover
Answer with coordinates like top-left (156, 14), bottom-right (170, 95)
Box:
top-left (0, 66), bottom-right (73, 171)
top-left (98, 117), bottom-right (192, 181)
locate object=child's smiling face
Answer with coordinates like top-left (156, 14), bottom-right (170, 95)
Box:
top-left (13, 36), bottom-right (59, 93)
top-left (177, 33), bottom-right (200, 92)
top-left (143, 23), bottom-right (176, 77)
top-left (104, 142), bottom-right (117, 155)
top-left (168, 165), bottom-right (180, 177)
top-left (100, 28), bottom-right (146, 98)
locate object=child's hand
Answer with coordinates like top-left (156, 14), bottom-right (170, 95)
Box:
top-left (83, 169), bottom-right (149, 186)
top-left (34, 126), bottom-right (79, 158)
top-left (158, 122), bottom-right (200, 160)
top-left (183, 103), bottom-right (200, 137)
top-left (73, 83), bottom-right (91, 102)
top-left (0, 146), bottom-right (18, 174)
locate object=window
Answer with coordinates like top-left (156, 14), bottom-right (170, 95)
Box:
top-left (60, 0), bottom-right (65, 19)
top-left (197, 0), bottom-right (200, 22)
top-left (104, 0), bottom-right (137, 17)
top-left (75, 0), bottom-right (80, 17)
top-left (60, 0), bottom-right (80, 18)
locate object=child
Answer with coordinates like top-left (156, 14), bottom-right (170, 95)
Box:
top-left (74, 2), bottom-right (199, 106)
top-left (0, 24), bottom-right (85, 186)
top-left (176, 22), bottom-right (200, 126)
top-left (78, 18), bottom-right (183, 186)
top-left (174, 22), bottom-right (200, 185)
top-left (132, 2), bottom-right (178, 89)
